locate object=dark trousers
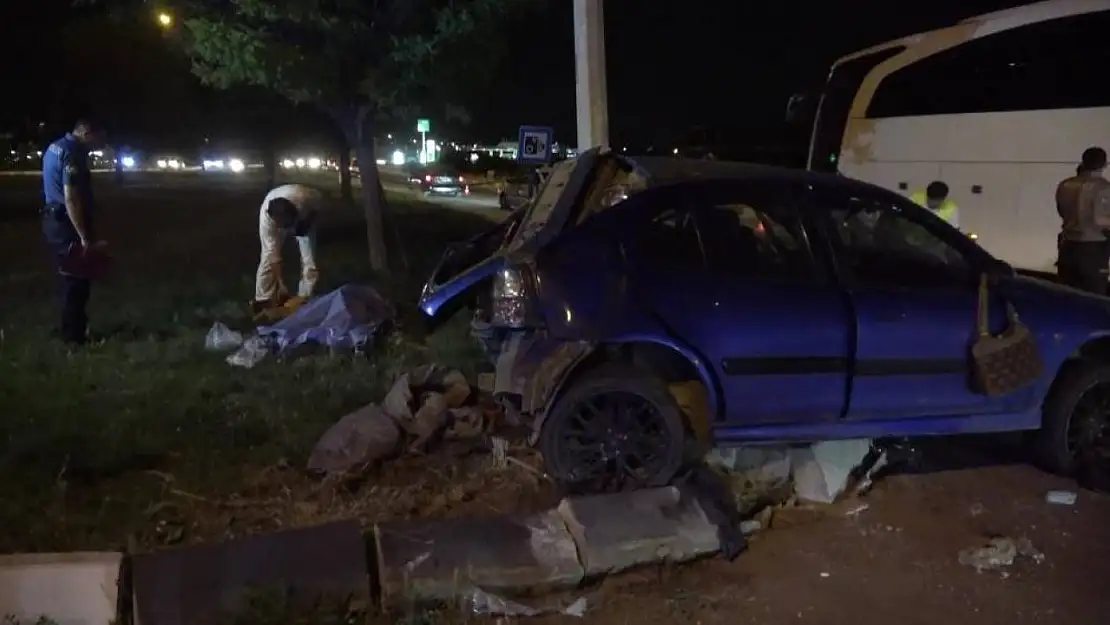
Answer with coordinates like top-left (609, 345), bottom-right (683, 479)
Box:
top-left (1058, 240), bottom-right (1109, 295)
top-left (42, 209), bottom-right (92, 344)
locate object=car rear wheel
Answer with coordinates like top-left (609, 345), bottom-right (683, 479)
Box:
top-left (537, 363), bottom-right (687, 492)
top-left (1034, 362), bottom-right (1110, 476)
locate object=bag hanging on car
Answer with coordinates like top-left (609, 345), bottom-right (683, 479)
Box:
top-left (969, 273), bottom-right (1044, 396)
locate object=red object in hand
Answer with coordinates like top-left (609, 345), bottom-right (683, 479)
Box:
top-left (58, 241), bottom-right (113, 281)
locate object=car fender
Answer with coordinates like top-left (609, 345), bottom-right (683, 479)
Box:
top-left (523, 333), bottom-right (720, 445)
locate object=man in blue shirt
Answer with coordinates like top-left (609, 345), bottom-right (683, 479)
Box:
top-left (42, 119), bottom-right (104, 345)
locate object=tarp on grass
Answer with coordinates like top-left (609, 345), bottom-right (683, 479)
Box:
top-left (257, 284), bottom-right (393, 356)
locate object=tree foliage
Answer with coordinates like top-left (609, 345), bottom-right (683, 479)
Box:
top-left (171, 0), bottom-right (522, 271)
top-left (180, 0), bottom-right (517, 123)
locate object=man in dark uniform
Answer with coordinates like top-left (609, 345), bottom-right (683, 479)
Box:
top-left (1057, 146), bottom-right (1110, 294)
top-left (42, 119), bottom-right (104, 345)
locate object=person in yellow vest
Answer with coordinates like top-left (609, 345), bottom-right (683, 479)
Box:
top-left (910, 181), bottom-right (959, 228)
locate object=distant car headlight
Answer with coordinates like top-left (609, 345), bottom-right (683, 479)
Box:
top-left (307, 157), bottom-right (322, 169)
top-left (282, 159), bottom-right (295, 169)
top-left (156, 159), bottom-right (168, 169)
top-left (120, 156), bottom-right (136, 169)
top-left (203, 159), bottom-right (224, 170)
top-left (228, 158), bottom-right (245, 173)
top-left (295, 158), bottom-right (306, 168)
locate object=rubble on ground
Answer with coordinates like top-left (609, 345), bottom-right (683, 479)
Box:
top-left (958, 536), bottom-right (1045, 573)
top-left (307, 364), bottom-right (498, 474)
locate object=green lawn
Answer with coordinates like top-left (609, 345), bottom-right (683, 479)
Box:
top-left (0, 176), bottom-right (515, 554)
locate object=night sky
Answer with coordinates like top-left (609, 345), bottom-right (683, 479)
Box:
top-left (0, 0), bottom-right (1027, 149)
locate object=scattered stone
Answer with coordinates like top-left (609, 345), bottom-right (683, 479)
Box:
top-left (557, 486), bottom-right (721, 577)
top-left (958, 536), bottom-right (1044, 573)
top-left (739, 519), bottom-right (763, 535)
top-left (374, 510), bottom-right (584, 608)
top-left (1045, 490), bottom-right (1078, 506)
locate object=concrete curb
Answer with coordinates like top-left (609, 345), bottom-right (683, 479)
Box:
top-left (0, 487), bottom-right (722, 624)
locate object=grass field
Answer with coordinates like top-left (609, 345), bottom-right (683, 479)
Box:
top-left (0, 173), bottom-right (522, 555)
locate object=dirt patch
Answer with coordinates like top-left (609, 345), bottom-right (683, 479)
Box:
top-left (527, 465), bottom-right (1110, 625)
top-left (140, 441), bottom-right (558, 547)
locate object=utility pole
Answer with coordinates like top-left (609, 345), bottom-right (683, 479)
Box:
top-left (573, 0), bottom-right (609, 151)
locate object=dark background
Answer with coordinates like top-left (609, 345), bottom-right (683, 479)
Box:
top-left (0, 0), bottom-right (1027, 151)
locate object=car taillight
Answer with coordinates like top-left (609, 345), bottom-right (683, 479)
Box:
top-left (458, 175), bottom-right (465, 183)
top-left (491, 266), bottom-right (538, 328)
top-left (425, 174), bottom-right (432, 182)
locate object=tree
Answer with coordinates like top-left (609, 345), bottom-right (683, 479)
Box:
top-left (175, 0), bottom-right (520, 272)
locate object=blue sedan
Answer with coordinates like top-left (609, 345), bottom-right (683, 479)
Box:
top-left (419, 148), bottom-right (1110, 490)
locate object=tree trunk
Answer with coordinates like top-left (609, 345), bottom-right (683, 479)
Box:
top-left (113, 143), bottom-right (124, 187)
top-left (338, 147), bottom-right (353, 206)
top-left (262, 142), bottom-right (277, 189)
top-left (334, 104), bottom-right (388, 272)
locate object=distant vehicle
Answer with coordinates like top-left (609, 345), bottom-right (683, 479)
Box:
top-left (805, 0), bottom-right (1110, 272)
top-left (420, 168), bottom-right (469, 197)
top-left (419, 148), bottom-right (1110, 490)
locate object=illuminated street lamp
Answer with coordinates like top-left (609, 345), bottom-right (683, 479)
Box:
top-left (157, 12), bottom-right (173, 28)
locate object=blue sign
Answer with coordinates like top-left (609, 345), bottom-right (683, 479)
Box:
top-left (517, 125), bottom-right (554, 164)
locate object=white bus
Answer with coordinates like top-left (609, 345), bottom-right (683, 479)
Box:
top-left (808, 0), bottom-right (1110, 271)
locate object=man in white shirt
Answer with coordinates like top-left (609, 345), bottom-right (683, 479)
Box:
top-left (253, 183), bottom-right (325, 311)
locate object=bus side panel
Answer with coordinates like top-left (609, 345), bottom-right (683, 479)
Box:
top-left (935, 163), bottom-right (1021, 262)
top-left (845, 161), bottom-right (940, 203)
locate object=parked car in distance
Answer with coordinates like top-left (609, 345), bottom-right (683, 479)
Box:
top-left (418, 148), bottom-right (1110, 491)
top-left (419, 167), bottom-right (469, 197)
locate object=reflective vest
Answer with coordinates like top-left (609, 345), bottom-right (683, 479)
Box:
top-left (910, 190), bottom-right (959, 228)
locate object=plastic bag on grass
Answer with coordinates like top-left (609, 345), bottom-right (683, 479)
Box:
top-left (226, 336), bottom-right (272, 368)
top-left (205, 322), bottom-right (244, 351)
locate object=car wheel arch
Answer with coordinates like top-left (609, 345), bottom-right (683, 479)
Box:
top-left (529, 338), bottom-right (722, 445)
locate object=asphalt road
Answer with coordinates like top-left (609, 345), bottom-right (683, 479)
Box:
top-left (0, 169), bottom-right (506, 222)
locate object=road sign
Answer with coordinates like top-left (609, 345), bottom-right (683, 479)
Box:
top-left (517, 125), bottom-right (554, 164)
top-left (416, 119), bottom-right (430, 133)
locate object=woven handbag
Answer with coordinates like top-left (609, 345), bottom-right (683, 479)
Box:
top-left (969, 273), bottom-right (1043, 396)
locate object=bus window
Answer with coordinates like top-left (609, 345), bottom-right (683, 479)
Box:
top-left (808, 47), bottom-right (904, 172)
top-left (868, 11), bottom-right (1110, 118)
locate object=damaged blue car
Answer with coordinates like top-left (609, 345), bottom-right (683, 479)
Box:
top-left (419, 148), bottom-right (1110, 489)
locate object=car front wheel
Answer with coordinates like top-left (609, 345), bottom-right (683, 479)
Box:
top-left (537, 363), bottom-right (687, 492)
top-left (1035, 361), bottom-right (1110, 476)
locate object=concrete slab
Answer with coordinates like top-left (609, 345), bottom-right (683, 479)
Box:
top-left (131, 521), bottom-right (368, 625)
top-left (790, 439), bottom-right (873, 504)
top-left (374, 509), bottom-right (583, 607)
top-left (0, 551), bottom-right (123, 625)
top-left (557, 486), bottom-right (721, 577)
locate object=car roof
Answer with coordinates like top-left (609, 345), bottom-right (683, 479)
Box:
top-left (627, 156), bottom-right (891, 205)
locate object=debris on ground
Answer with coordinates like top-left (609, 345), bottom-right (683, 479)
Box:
top-left (958, 536), bottom-right (1045, 573)
top-left (218, 284), bottom-right (394, 368)
top-left (204, 321), bottom-right (244, 351)
top-left (465, 588), bottom-right (588, 618)
top-left (707, 439), bottom-right (883, 512)
top-left (1045, 490), bottom-right (1078, 505)
top-left (308, 364), bottom-right (498, 475)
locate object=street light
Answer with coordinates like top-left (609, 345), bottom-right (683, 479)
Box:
top-left (157, 12), bottom-right (173, 28)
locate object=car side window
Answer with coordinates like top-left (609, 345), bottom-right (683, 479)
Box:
top-left (632, 207), bottom-right (707, 270)
top-left (822, 192), bottom-right (970, 286)
top-left (695, 191), bottom-right (813, 282)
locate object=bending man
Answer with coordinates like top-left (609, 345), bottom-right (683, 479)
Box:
top-left (253, 183), bottom-right (325, 312)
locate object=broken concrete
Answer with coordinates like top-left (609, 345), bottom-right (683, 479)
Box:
top-left (0, 551), bottom-right (123, 625)
top-left (374, 509), bottom-right (583, 608)
top-left (306, 403), bottom-right (402, 473)
top-left (556, 486), bottom-right (721, 577)
top-left (790, 439), bottom-right (873, 504)
top-left (132, 521), bottom-right (368, 625)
